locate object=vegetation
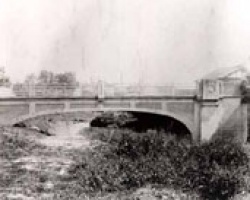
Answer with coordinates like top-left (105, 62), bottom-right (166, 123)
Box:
top-left (13, 70), bottom-right (79, 97)
top-left (66, 130), bottom-right (249, 200)
top-left (24, 70), bottom-right (79, 86)
top-left (1, 121), bottom-right (250, 199)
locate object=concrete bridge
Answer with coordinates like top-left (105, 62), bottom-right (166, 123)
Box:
top-left (0, 66), bottom-right (250, 142)
top-left (0, 96), bottom-right (198, 138)
top-left (0, 75), bottom-right (248, 143)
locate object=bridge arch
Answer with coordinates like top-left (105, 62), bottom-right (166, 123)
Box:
top-left (10, 107), bottom-right (195, 140)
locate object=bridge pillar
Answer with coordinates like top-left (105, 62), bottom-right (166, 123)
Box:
top-left (199, 79), bottom-right (247, 143)
top-left (97, 80), bottom-right (105, 99)
top-left (197, 79), bottom-right (220, 141)
top-left (64, 101), bottom-right (70, 111)
top-left (242, 102), bottom-right (248, 142)
top-left (193, 101), bottom-right (201, 142)
top-left (200, 101), bottom-right (220, 141)
top-left (130, 101), bottom-right (136, 109)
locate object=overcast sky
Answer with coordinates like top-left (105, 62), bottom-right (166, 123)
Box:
top-left (0, 0), bottom-right (250, 84)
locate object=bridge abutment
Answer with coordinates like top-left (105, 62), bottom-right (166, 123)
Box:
top-left (192, 101), bottom-right (201, 142)
top-left (198, 79), bottom-right (248, 143)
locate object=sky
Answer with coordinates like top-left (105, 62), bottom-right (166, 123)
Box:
top-left (0, 0), bottom-right (250, 84)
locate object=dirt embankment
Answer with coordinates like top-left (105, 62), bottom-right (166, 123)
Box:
top-left (0, 121), bottom-right (92, 200)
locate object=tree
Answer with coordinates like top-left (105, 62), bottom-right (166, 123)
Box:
top-left (55, 72), bottom-right (78, 85)
top-left (25, 70), bottom-right (78, 86)
top-left (38, 70), bottom-right (54, 84)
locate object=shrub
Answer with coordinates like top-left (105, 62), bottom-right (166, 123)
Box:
top-left (64, 131), bottom-right (187, 194)
top-left (181, 139), bottom-right (249, 200)
top-left (65, 130), bottom-right (249, 200)
top-left (198, 167), bottom-right (243, 200)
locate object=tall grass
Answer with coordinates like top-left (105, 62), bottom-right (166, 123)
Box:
top-left (61, 129), bottom-right (249, 200)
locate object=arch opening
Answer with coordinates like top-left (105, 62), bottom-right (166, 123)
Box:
top-left (90, 111), bottom-right (192, 141)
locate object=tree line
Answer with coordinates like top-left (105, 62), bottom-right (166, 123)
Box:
top-left (12, 70), bottom-right (80, 97)
top-left (23, 70), bottom-right (79, 86)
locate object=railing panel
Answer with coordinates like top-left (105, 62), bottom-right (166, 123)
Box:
top-left (104, 84), bottom-right (196, 97)
top-left (220, 79), bottom-right (242, 96)
top-left (8, 83), bottom-right (197, 98)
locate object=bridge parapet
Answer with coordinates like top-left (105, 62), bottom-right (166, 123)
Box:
top-left (197, 79), bottom-right (243, 100)
top-left (197, 77), bottom-right (247, 142)
top-left (11, 82), bottom-right (197, 98)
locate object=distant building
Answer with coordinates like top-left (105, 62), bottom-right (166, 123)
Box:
top-left (200, 65), bottom-right (248, 81)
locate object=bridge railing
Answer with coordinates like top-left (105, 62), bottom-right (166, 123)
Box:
top-left (8, 82), bottom-right (197, 98)
top-left (104, 84), bottom-right (196, 97)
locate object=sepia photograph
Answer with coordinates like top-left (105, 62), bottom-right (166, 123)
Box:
top-left (1, 0), bottom-right (250, 199)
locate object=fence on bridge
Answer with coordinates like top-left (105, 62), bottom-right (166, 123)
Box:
top-left (8, 82), bottom-right (197, 98)
top-left (104, 84), bottom-right (196, 97)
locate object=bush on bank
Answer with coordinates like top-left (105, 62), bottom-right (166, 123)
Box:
top-left (63, 130), bottom-right (249, 200)
top-left (181, 139), bottom-right (249, 200)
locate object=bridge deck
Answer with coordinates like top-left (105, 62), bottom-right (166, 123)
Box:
top-left (0, 95), bottom-right (196, 101)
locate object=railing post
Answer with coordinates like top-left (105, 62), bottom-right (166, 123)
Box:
top-left (97, 80), bottom-right (105, 100)
top-left (130, 101), bottom-right (136, 108)
top-left (171, 84), bottom-right (175, 96)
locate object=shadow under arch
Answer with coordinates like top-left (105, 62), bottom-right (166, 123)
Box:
top-left (91, 110), bottom-right (193, 140)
